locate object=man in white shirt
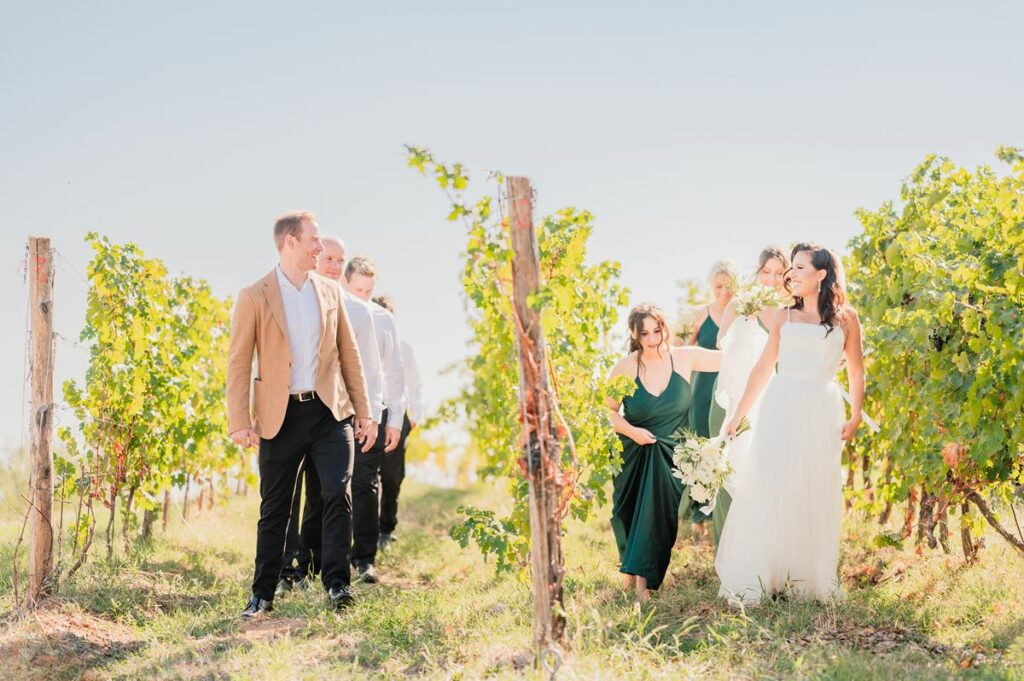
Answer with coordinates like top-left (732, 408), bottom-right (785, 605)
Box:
top-left (371, 294), bottom-right (423, 551)
top-left (345, 255), bottom-right (406, 583)
top-left (279, 236), bottom-right (384, 590)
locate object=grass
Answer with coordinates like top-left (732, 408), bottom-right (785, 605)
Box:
top-left (1, 480), bottom-right (1022, 679)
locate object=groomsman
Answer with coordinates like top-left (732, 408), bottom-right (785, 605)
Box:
top-left (278, 235), bottom-right (384, 591)
top-left (227, 211), bottom-right (372, 616)
top-left (371, 295), bottom-right (423, 551)
top-left (345, 256), bottom-right (406, 583)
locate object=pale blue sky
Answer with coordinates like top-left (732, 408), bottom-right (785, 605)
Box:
top-left (2, 2), bottom-right (1021, 451)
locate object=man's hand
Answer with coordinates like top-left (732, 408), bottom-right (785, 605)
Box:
top-left (356, 418), bottom-right (378, 453)
top-left (384, 427), bottom-right (402, 453)
top-left (231, 428), bottom-right (260, 449)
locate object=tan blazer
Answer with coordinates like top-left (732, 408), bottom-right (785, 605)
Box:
top-left (227, 269), bottom-right (372, 439)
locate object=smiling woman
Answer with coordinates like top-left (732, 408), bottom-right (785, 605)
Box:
top-left (716, 241), bottom-right (865, 607)
top-left (605, 303), bottom-right (722, 600)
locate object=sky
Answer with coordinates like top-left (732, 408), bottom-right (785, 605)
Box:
top-left (2, 1), bottom-right (1021, 453)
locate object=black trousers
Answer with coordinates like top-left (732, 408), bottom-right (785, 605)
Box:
top-left (252, 398), bottom-right (353, 600)
top-left (379, 413), bottom-right (411, 535)
top-left (280, 459), bottom-right (322, 583)
top-left (351, 409), bottom-right (388, 566)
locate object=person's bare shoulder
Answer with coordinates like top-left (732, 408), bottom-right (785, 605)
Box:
top-left (610, 353), bottom-right (637, 378)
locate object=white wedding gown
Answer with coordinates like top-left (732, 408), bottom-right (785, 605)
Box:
top-left (715, 316), bottom-right (847, 606)
top-left (714, 316), bottom-right (769, 494)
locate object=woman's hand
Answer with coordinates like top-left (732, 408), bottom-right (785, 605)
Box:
top-left (629, 426), bottom-right (658, 446)
top-left (841, 417), bottom-right (862, 440)
top-left (724, 416), bottom-right (742, 438)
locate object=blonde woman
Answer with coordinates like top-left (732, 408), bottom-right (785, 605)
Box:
top-left (683, 260), bottom-right (738, 531)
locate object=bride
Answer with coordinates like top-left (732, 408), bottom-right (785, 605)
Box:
top-left (715, 242), bottom-right (865, 606)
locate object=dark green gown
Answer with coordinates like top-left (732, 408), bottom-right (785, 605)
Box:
top-left (690, 309), bottom-right (719, 437)
top-left (711, 315), bottom-right (770, 547)
top-left (612, 353), bottom-right (691, 590)
top-left (686, 310), bottom-right (719, 524)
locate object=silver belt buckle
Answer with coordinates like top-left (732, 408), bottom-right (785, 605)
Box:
top-left (295, 391), bottom-right (315, 402)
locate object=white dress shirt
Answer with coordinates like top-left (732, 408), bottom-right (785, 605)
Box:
top-left (275, 266), bottom-right (320, 392)
top-left (342, 289), bottom-right (385, 423)
top-left (400, 340), bottom-right (424, 425)
top-left (369, 304), bottom-right (407, 429)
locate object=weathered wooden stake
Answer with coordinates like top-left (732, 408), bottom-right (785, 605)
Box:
top-left (507, 176), bottom-right (567, 655)
top-left (27, 236), bottom-right (55, 606)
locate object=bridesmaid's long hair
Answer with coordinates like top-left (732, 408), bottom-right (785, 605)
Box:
top-left (627, 304), bottom-right (670, 374)
top-left (786, 242), bottom-right (847, 335)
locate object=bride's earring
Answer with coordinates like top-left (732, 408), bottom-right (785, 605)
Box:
top-left (816, 280), bottom-right (822, 293)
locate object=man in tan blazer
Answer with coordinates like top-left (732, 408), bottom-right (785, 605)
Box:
top-left (228, 210), bottom-right (373, 616)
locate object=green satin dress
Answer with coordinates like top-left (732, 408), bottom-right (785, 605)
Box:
top-left (612, 353), bottom-right (691, 590)
top-left (686, 309), bottom-right (719, 524)
top-left (711, 315), bottom-right (770, 547)
top-left (690, 309), bottom-right (719, 437)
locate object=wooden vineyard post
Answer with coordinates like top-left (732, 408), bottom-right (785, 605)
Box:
top-left (507, 176), bottom-right (567, 655)
top-left (28, 236), bottom-right (56, 606)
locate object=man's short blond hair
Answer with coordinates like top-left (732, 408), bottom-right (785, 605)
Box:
top-left (273, 210), bottom-right (317, 250)
top-left (345, 255), bottom-right (378, 280)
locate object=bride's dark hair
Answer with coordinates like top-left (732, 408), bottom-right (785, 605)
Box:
top-left (786, 242), bottom-right (847, 335)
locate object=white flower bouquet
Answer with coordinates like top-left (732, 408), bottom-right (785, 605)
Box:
top-left (672, 418), bottom-right (751, 514)
top-left (733, 282), bottom-right (784, 318)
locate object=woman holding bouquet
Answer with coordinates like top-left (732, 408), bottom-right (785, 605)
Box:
top-left (716, 243), bottom-right (865, 606)
top-left (683, 260), bottom-right (738, 536)
top-left (709, 246), bottom-right (790, 436)
top-left (607, 304), bottom-right (722, 600)
top-left (708, 246), bottom-right (790, 546)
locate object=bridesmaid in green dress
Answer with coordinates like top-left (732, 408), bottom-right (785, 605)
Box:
top-left (709, 246), bottom-right (791, 546)
top-left (607, 304), bottom-right (722, 600)
top-left (685, 261), bottom-right (737, 530)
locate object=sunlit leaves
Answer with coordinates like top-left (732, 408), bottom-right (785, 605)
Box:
top-left (57, 233), bottom-right (240, 562)
top-left (408, 146), bottom-right (630, 572)
top-left (846, 147), bottom-right (1024, 527)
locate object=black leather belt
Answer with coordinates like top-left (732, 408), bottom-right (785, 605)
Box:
top-left (290, 391), bottom-right (317, 402)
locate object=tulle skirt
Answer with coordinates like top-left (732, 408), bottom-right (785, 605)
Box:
top-left (715, 374), bottom-right (845, 606)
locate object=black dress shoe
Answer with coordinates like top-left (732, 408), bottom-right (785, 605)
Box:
top-left (329, 585), bottom-right (355, 610)
top-left (355, 563), bottom-right (379, 584)
top-left (275, 579), bottom-right (293, 597)
top-left (378, 532), bottom-right (395, 551)
top-left (241, 596), bottom-right (273, 618)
